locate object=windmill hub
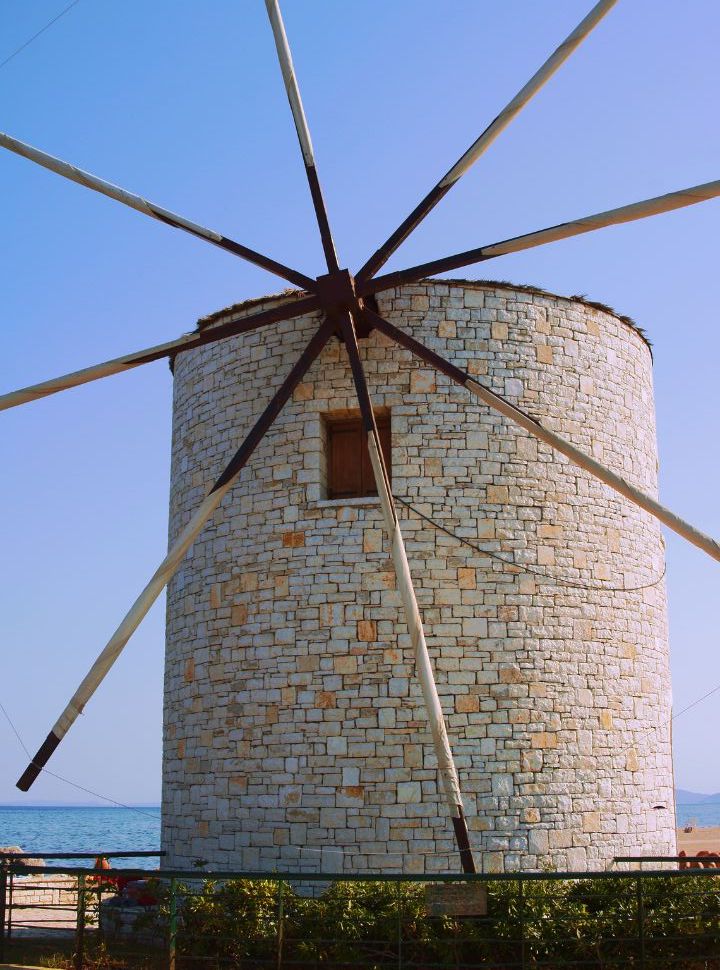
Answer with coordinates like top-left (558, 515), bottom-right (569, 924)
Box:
top-left (315, 269), bottom-right (376, 339)
top-left (315, 268), bottom-right (358, 314)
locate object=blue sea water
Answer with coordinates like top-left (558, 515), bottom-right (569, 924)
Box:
top-left (0, 806), bottom-right (161, 867)
top-left (676, 803), bottom-right (720, 829)
top-left (1, 803), bottom-right (717, 867)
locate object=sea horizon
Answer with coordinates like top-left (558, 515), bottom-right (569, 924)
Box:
top-left (0, 804), bottom-right (161, 863)
top-left (1, 801), bottom-right (717, 866)
top-left (0, 802), bottom-right (161, 809)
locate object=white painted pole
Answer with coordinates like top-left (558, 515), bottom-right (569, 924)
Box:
top-left (366, 436), bottom-right (464, 814)
top-left (366, 433), bottom-right (475, 873)
top-left (366, 309), bottom-right (720, 566)
top-left (264, 0), bottom-right (315, 169)
top-left (440, 0), bottom-right (618, 187)
top-left (0, 295), bottom-right (318, 412)
top-left (463, 376), bottom-right (720, 563)
top-left (264, 0), bottom-right (339, 271)
top-left (15, 486), bottom-right (228, 791)
top-left (0, 334), bottom-right (200, 411)
top-left (16, 321), bottom-right (334, 790)
top-left (358, 0), bottom-right (618, 280)
top-left (0, 129), bottom-right (222, 238)
top-left (479, 179), bottom-right (720, 259)
top-left (0, 131), bottom-right (314, 289)
top-left (367, 178), bottom-right (720, 290)
top-left (339, 311), bottom-right (475, 872)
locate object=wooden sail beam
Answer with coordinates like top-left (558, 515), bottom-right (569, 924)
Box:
top-left (0, 131), bottom-right (315, 291)
top-left (365, 307), bottom-right (720, 565)
top-left (16, 319), bottom-right (335, 791)
top-left (338, 308), bottom-right (476, 874)
top-left (361, 178), bottom-right (720, 295)
top-left (356, 0), bottom-right (617, 283)
top-left (0, 295), bottom-right (319, 412)
top-left (265, 0), bottom-right (340, 273)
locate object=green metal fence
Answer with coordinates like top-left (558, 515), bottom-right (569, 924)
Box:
top-left (3, 857), bottom-right (720, 968)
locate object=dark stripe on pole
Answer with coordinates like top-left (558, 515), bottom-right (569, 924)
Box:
top-left (16, 731), bottom-right (61, 791)
top-left (337, 312), bottom-right (375, 433)
top-left (363, 307), bottom-right (469, 386)
top-left (138, 295), bottom-right (321, 366)
top-left (149, 210), bottom-right (316, 291)
top-left (355, 182), bottom-right (450, 284)
top-left (355, 0), bottom-right (618, 284)
top-left (359, 249), bottom-right (494, 296)
top-left (452, 810), bottom-right (477, 874)
top-left (305, 165), bottom-right (339, 274)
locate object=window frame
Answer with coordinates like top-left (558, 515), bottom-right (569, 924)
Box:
top-left (324, 410), bottom-right (391, 501)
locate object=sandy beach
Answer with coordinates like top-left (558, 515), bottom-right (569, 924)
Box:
top-left (677, 825), bottom-right (720, 855)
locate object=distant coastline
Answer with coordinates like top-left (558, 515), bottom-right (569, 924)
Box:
top-left (675, 789), bottom-right (720, 806)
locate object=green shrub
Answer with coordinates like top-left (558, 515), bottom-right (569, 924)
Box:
top-left (168, 874), bottom-right (720, 969)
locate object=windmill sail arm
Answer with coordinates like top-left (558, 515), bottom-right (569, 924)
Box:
top-left (361, 178), bottom-right (720, 295)
top-left (16, 319), bottom-right (334, 792)
top-left (0, 295), bottom-right (319, 413)
top-left (365, 307), bottom-right (720, 565)
top-left (264, 0), bottom-right (339, 272)
top-left (355, 0), bottom-right (618, 283)
top-left (0, 131), bottom-right (315, 291)
top-left (338, 309), bottom-right (476, 874)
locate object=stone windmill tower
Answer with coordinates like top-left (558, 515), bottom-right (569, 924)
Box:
top-left (5, 0), bottom-right (720, 874)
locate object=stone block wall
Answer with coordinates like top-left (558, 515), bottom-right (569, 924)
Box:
top-left (162, 280), bottom-right (675, 873)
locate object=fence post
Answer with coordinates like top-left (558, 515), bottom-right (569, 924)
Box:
top-left (396, 881), bottom-right (402, 970)
top-left (7, 870), bottom-right (13, 940)
top-left (74, 873), bottom-right (86, 970)
top-left (636, 874), bottom-right (646, 970)
top-left (168, 877), bottom-right (178, 970)
top-left (275, 880), bottom-right (285, 970)
top-left (518, 879), bottom-right (526, 970)
top-left (0, 859), bottom-right (7, 962)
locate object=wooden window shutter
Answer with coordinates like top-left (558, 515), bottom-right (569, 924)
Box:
top-left (327, 413), bottom-right (391, 499)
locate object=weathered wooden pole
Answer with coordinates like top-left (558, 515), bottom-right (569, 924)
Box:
top-left (357, 0), bottom-right (618, 281)
top-left (265, 0), bottom-right (339, 273)
top-left (363, 178), bottom-right (720, 294)
top-left (16, 320), bottom-right (334, 790)
top-left (366, 308), bottom-right (720, 565)
top-left (338, 309), bottom-right (476, 873)
top-left (0, 130), bottom-right (314, 290)
top-left (0, 295), bottom-right (318, 412)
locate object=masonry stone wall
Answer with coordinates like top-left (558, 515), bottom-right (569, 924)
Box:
top-left (162, 280), bottom-right (675, 873)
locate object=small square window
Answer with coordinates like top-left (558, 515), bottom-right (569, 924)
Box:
top-left (325, 411), bottom-right (391, 500)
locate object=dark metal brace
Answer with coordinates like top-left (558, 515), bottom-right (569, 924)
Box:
top-left (16, 318), bottom-right (335, 792)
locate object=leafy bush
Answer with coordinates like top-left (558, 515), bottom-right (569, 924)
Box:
top-left (167, 873), bottom-right (720, 968)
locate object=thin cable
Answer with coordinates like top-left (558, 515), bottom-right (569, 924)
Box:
top-left (672, 684), bottom-right (720, 723)
top-left (0, 697), bottom-right (31, 757)
top-left (0, 0), bottom-right (82, 73)
top-left (0, 697), bottom-right (159, 820)
top-left (611, 681), bottom-right (720, 777)
top-left (396, 494), bottom-right (666, 593)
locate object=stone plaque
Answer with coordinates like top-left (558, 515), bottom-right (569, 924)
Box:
top-left (425, 883), bottom-right (488, 917)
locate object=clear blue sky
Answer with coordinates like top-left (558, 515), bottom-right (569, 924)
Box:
top-left (1, 0), bottom-right (719, 805)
